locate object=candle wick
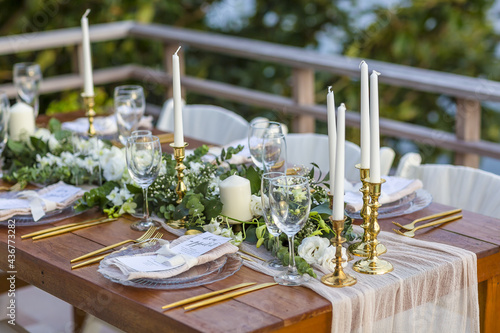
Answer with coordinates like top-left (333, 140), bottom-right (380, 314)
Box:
top-left (175, 46), bottom-right (181, 55)
top-left (372, 70), bottom-right (381, 76)
top-left (359, 60), bottom-right (366, 68)
top-left (328, 86), bottom-right (332, 93)
top-left (83, 9), bottom-right (91, 18)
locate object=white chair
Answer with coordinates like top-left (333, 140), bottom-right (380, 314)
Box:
top-left (380, 146), bottom-right (396, 176)
top-left (396, 152), bottom-right (500, 218)
top-left (157, 100), bottom-right (249, 146)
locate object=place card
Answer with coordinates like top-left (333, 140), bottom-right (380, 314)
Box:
top-left (116, 255), bottom-right (183, 272)
top-left (40, 184), bottom-right (82, 203)
top-left (170, 232), bottom-right (231, 258)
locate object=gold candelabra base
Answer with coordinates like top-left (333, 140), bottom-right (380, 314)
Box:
top-left (321, 216), bottom-right (357, 288)
top-left (170, 142), bottom-right (188, 204)
top-left (81, 93), bottom-right (96, 137)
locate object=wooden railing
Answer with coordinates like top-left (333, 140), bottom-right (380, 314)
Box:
top-left (1, 21), bottom-right (500, 167)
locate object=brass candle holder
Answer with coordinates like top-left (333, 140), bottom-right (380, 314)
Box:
top-left (353, 179), bottom-right (393, 275)
top-left (348, 165), bottom-right (387, 257)
top-left (170, 142), bottom-right (188, 203)
top-left (321, 216), bottom-right (357, 287)
top-left (81, 93), bottom-right (96, 137)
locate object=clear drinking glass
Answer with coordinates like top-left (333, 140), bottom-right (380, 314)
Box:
top-left (126, 135), bottom-right (162, 231)
top-left (248, 120), bottom-right (283, 170)
top-left (261, 172), bottom-right (286, 270)
top-left (269, 175), bottom-right (311, 286)
top-left (13, 62), bottom-right (42, 118)
top-left (114, 85), bottom-right (145, 119)
top-left (115, 95), bottom-right (139, 145)
top-left (0, 92), bottom-right (10, 177)
top-left (262, 132), bottom-right (287, 173)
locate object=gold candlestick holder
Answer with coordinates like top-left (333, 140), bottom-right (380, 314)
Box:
top-left (170, 142), bottom-right (188, 203)
top-left (353, 179), bottom-right (393, 275)
top-left (81, 93), bottom-right (96, 137)
top-left (348, 165), bottom-right (387, 257)
top-left (321, 216), bottom-right (357, 287)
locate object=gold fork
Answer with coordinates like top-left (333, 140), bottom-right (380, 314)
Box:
top-left (71, 232), bottom-right (164, 269)
top-left (70, 226), bottom-right (157, 263)
top-left (391, 208), bottom-right (462, 231)
top-left (393, 214), bottom-right (462, 238)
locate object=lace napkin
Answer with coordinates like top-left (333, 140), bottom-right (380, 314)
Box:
top-left (61, 115), bottom-right (153, 136)
top-left (344, 176), bottom-right (423, 213)
top-left (99, 234), bottom-right (239, 281)
top-left (0, 181), bottom-right (84, 221)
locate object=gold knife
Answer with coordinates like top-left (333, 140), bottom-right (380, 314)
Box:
top-left (21, 217), bottom-right (109, 239)
top-left (32, 218), bottom-right (117, 240)
top-left (162, 282), bottom-right (256, 310)
top-left (184, 282), bottom-right (277, 310)
top-left (71, 254), bottom-right (107, 269)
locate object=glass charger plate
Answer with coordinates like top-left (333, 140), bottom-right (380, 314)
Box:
top-left (347, 189), bottom-right (432, 220)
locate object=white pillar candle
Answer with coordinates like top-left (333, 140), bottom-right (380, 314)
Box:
top-left (172, 46), bottom-right (184, 147)
top-left (327, 86), bottom-right (336, 193)
top-left (360, 60), bottom-right (370, 169)
top-left (332, 103), bottom-right (345, 220)
top-left (81, 9), bottom-right (94, 97)
top-left (219, 175), bottom-right (253, 222)
top-left (9, 102), bottom-right (35, 141)
top-left (370, 71), bottom-right (381, 183)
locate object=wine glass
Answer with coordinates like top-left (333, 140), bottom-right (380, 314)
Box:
top-left (114, 85), bottom-right (145, 119)
top-left (13, 63), bottom-right (42, 118)
top-left (262, 132), bottom-right (287, 173)
top-left (126, 135), bottom-right (162, 231)
top-left (261, 172), bottom-right (286, 270)
top-left (248, 120), bottom-right (283, 170)
top-left (115, 95), bottom-right (139, 145)
top-left (0, 92), bottom-right (9, 177)
top-left (129, 130), bottom-right (153, 218)
top-left (269, 175), bottom-right (311, 286)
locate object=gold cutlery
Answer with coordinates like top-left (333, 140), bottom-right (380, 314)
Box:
top-left (162, 282), bottom-right (256, 310)
top-left (21, 217), bottom-right (114, 239)
top-left (391, 208), bottom-right (462, 231)
top-left (238, 249), bottom-right (266, 262)
top-left (393, 214), bottom-right (463, 238)
top-left (70, 226), bottom-right (157, 263)
top-left (32, 218), bottom-right (117, 240)
top-left (71, 232), bottom-right (164, 269)
top-left (184, 282), bottom-right (277, 310)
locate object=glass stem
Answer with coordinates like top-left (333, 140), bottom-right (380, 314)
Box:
top-left (274, 235), bottom-right (280, 254)
top-left (288, 235), bottom-right (297, 274)
top-left (143, 186), bottom-right (150, 221)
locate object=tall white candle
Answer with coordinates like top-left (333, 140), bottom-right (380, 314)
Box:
top-left (332, 103), bottom-right (345, 220)
top-left (81, 9), bottom-right (94, 97)
top-left (370, 71), bottom-right (381, 183)
top-left (327, 86), bottom-right (336, 194)
top-left (360, 60), bottom-right (370, 168)
top-left (219, 175), bottom-right (253, 222)
top-left (172, 46), bottom-right (184, 147)
top-left (9, 102), bottom-right (35, 142)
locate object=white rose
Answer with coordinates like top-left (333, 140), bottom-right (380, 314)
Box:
top-left (102, 147), bottom-right (126, 181)
top-left (250, 195), bottom-right (263, 217)
top-left (297, 236), bottom-right (329, 264)
top-left (318, 245), bottom-right (348, 271)
top-left (34, 128), bottom-right (51, 141)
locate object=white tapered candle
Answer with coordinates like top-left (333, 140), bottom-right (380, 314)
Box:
top-left (81, 9), bottom-right (94, 97)
top-left (172, 46), bottom-right (184, 147)
top-left (370, 71), bottom-right (381, 183)
top-left (360, 60), bottom-right (370, 168)
top-left (332, 103), bottom-right (345, 220)
top-left (327, 86), bottom-right (336, 195)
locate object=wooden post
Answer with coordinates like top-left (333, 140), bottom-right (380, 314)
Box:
top-left (292, 68), bottom-right (315, 133)
top-left (455, 98), bottom-right (481, 168)
top-left (164, 43), bottom-right (185, 100)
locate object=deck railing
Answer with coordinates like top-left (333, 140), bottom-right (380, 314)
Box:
top-left (1, 21), bottom-right (500, 168)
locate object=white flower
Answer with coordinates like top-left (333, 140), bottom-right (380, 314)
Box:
top-left (101, 147), bottom-right (126, 181)
top-left (158, 159), bottom-right (167, 176)
top-left (48, 136), bottom-right (61, 152)
top-left (220, 227), bottom-right (234, 238)
top-left (34, 128), bottom-right (51, 141)
top-left (202, 218), bottom-right (222, 235)
top-left (292, 188), bottom-right (307, 202)
top-left (106, 187), bottom-right (124, 206)
top-left (297, 236), bottom-right (329, 265)
top-left (189, 162), bottom-right (203, 174)
top-left (250, 195), bottom-right (263, 217)
top-left (119, 187), bottom-right (133, 201)
top-left (318, 245), bottom-right (348, 270)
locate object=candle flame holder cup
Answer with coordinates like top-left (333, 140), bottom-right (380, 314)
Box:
top-left (170, 142), bottom-right (188, 204)
top-left (353, 178), bottom-right (393, 275)
top-left (81, 93), bottom-right (96, 137)
top-left (348, 165), bottom-right (387, 257)
top-left (321, 216), bottom-right (357, 287)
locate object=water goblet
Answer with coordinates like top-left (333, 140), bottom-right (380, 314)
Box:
top-left (13, 62), bottom-right (42, 118)
top-left (262, 132), bottom-right (287, 173)
top-left (129, 130), bottom-right (153, 218)
top-left (114, 85), bottom-right (145, 119)
top-left (248, 120), bottom-right (283, 170)
top-left (0, 92), bottom-right (9, 177)
top-left (115, 95), bottom-right (139, 145)
top-left (126, 135), bottom-right (162, 231)
top-left (269, 175), bottom-right (311, 286)
top-left (261, 172), bottom-right (286, 270)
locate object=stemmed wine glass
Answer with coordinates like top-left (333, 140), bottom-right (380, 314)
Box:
top-left (13, 63), bottom-right (42, 118)
top-left (115, 95), bottom-right (139, 145)
top-left (0, 92), bottom-right (10, 177)
top-left (248, 120), bottom-right (283, 170)
top-left (114, 85), bottom-right (145, 119)
top-left (269, 175), bottom-right (311, 286)
top-left (261, 172), bottom-right (286, 270)
top-left (126, 135), bottom-right (162, 231)
top-left (262, 132), bottom-right (287, 173)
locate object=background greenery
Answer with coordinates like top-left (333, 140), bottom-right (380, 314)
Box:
top-left (1, 0), bottom-right (499, 166)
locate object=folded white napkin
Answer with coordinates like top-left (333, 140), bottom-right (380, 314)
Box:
top-left (344, 176), bottom-right (423, 213)
top-left (99, 234), bottom-right (238, 281)
top-left (0, 182), bottom-right (84, 221)
top-left (61, 115), bottom-right (153, 136)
